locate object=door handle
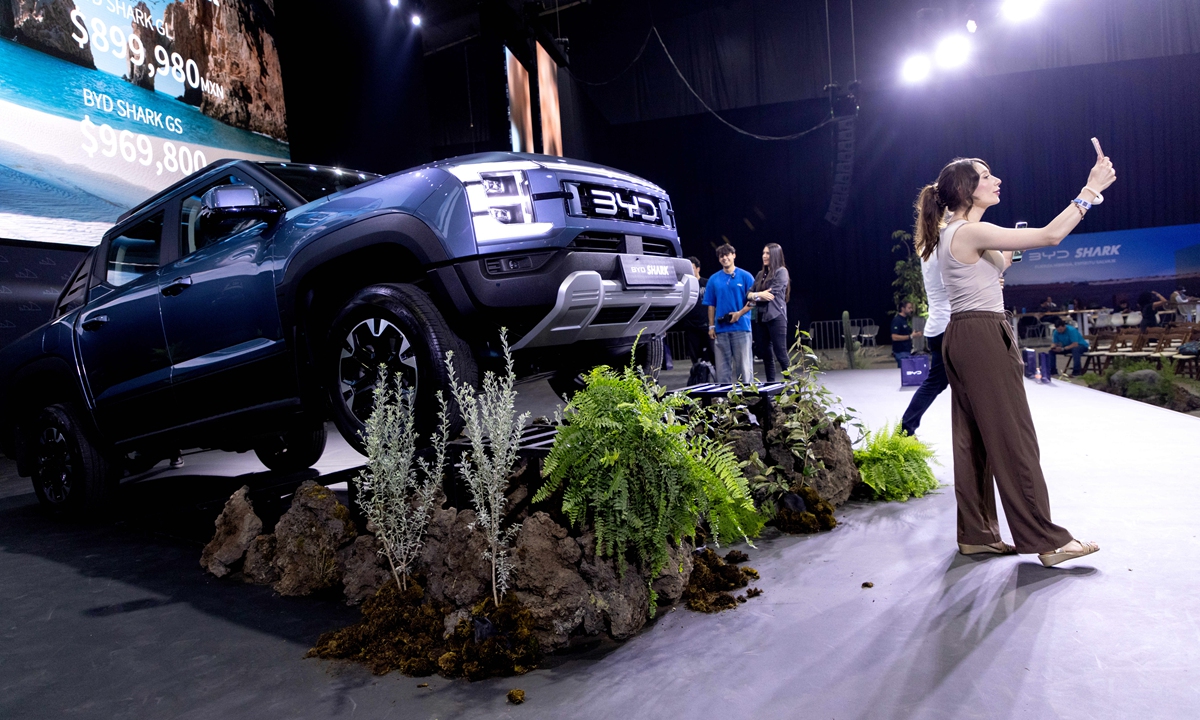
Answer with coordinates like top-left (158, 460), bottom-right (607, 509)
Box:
top-left (82, 315), bottom-right (109, 331)
top-left (161, 276), bottom-right (193, 297)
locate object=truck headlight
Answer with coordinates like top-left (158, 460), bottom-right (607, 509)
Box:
top-left (447, 161), bottom-right (554, 243)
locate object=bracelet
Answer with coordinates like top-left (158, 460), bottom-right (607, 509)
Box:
top-left (1082, 186), bottom-right (1104, 204)
top-left (1072, 199), bottom-right (1088, 217)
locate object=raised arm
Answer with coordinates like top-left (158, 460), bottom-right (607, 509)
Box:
top-left (956, 140), bottom-right (1116, 256)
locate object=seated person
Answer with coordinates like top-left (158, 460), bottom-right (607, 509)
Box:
top-left (891, 301), bottom-right (921, 367)
top-left (1050, 320), bottom-right (1089, 376)
top-left (1138, 290), bottom-right (1169, 329)
top-left (1038, 295), bottom-right (1061, 325)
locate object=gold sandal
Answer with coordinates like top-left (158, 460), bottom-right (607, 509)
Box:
top-left (958, 541), bottom-right (1017, 555)
top-left (1038, 539), bottom-right (1099, 567)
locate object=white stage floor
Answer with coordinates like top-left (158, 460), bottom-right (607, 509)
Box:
top-left (1, 368), bottom-right (1197, 719)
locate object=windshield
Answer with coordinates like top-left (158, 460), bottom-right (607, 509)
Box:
top-left (258, 163), bottom-right (381, 203)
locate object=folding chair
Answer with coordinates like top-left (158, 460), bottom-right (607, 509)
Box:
top-left (1081, 332), bottom-right (1115, 374)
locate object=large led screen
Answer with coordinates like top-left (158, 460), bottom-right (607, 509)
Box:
top-left (0, 0), bottom-right (290, 245)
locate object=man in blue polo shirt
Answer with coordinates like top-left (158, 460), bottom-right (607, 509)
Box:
top-left (1050, 319), bottom-right (1090, 376)
top-left (703, 243), bottom-right (755, 384)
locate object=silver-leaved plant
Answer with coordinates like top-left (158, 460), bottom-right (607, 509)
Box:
top-left (353, 370), bottom-right (447, 591)
top-left (447, 330), bottom-right (529, 605)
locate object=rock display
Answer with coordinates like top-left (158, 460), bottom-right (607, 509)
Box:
top-left (271, 481), bottom-right (357, 596)
top-left (163, 0), bottom-right (288, 141)
top-left (805, 423), bottom-right (862, 507)
top-left (419, 507), bottom-right (494, 609)
top-left (733, 405), bottom-right (861, 509)
top-left (199, 485), bottom-right (262, 577)
top-left (339, 535), bottom-right (392, 605)
top-left (5, 0), bottom-right (96, 68)
top-left (243, 534), bottom-right (279, 585)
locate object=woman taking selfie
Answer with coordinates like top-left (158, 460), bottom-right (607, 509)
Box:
top-left (749, 243), bottom-right (791, 381)
top-left (914, 139), bottom-right (1115, 567)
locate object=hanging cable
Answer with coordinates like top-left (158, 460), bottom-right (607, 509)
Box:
top-left (568, 26), bottom-right (654, 86)
top-left (651, 26), bottom-right (835, 141)
top-left (849, 0), bottom-right (858, 83)
top-left (824, 0), bottom-right (834, 87)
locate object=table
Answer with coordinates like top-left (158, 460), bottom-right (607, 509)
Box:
top-left (1011, 309), bottom-right (1104, 337)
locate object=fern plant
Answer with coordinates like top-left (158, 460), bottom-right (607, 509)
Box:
top-left (537, 361), bottom-right (762, 581)
top-left (853, 423), bottom-right (939, 502)
top-left (353, 370), bottom-right (447, 591)
top-left (447, 330), bottom-right (529, 606)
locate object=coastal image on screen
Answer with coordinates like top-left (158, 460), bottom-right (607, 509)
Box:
top-left (0, 0), bottom-right (290, 245)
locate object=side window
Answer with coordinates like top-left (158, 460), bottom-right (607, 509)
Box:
top-left (107, 212), bottom-right (164, 287)
top-left (180, 174), bottom-right (279, 256)
top-left (54, 250), bottom-right (95, 318)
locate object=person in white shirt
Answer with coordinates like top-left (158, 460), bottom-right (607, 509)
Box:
top-left (900, 241), bottom-right (951, 437)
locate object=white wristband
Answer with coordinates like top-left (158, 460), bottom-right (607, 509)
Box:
top-left (1083, 186), bottom-right (1104, 204)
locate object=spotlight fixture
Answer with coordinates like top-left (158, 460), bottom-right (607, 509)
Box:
top-left (966, 19), bottom-right (977, 33)
top-left (1001, 0), bottom-right (1043, 21)
top-left (900, 55), bottom-right (932, 84)
top-left (389, 0), bottom-right (399, 7)
top-left (934, 35), bottom-right (970, 69)
top-left (411, 13), bottom-right (422, 26)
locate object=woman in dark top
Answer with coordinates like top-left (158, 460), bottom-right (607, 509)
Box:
top-left (749, 243), bottom-right (791, 381)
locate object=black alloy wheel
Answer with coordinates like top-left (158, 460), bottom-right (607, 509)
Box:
top-left (30, 403), bottom-right (117, 514)
top-left (327, 283), bottom-right (478, 453)
top-left (254, 416), bottom-right (328, 473)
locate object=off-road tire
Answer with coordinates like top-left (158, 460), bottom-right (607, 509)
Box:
top-left (327, 283), bottom-right (478, 453)
top-left (29, 403), bottom-right (118, 514)
top-left (254, 417), bottom-right (328, 473)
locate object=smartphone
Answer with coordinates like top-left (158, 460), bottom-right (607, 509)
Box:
top-left (1012, 222), bottom-right (1027, 261)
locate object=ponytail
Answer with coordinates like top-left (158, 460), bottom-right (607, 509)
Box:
top-left (914, 183), bottom-right (945, 261)
top-left (914, 158), bottom-right (989, 261)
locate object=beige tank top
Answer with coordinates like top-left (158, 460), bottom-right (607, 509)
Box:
top-left (938, 219), bottom-right (1005, 314)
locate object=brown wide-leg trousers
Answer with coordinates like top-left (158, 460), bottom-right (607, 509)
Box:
top-left (942, 311), bottom-right (1074, 554)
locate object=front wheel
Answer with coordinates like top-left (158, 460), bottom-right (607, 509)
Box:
top-left (326, 283), bottom-right (478, 453)
top-left (29, 403), bottom-right (117, 514)
top-left (254, 417), bottom-right (328, 473)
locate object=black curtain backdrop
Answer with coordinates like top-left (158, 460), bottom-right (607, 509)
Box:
top-left (552, 0), bottom-right (1200, 126)
top-left (580, 52), bottom-right (1200, 330)
top-left (276, 0), bottom-right (432, 175)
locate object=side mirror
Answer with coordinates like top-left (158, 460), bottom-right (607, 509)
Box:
top-left (199, 185), bottom-right (284, 231)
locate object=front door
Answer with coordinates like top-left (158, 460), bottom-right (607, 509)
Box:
top-left (158, 173), bottom-right (290, 428)
top-left (76, 211), bottom-right (172, 442)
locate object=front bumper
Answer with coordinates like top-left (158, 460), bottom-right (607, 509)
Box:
top-left (510, 263), bottom-right (699, 351)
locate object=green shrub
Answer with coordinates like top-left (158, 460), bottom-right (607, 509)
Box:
top-left (537, 362), bottom-right (763, 580)
top-left (853, 424), bottom-right (939, 502)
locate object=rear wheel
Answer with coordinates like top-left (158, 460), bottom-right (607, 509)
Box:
top-left (254, 417), bottom-right (328, 473)
top-left (326, 283), bottom-right (478, 453)
top-left (29, 403), bottom-right (117, 514)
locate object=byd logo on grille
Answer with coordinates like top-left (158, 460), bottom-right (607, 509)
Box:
top-left (568, 182), bottom-right (663, 225)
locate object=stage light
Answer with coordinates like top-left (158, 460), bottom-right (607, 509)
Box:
top-left (900, 55), bottom-right (932, 84)
top-left (411, 13), bottom-right (422, 26)
top-left (966, 19), bottom-right (977, 33)
top-left (935, 35), bottom-right (970, 69)
top-left (389, 0), bottom-right (399, 7)
top-left (1001, 0), bottom-right (1043, 21)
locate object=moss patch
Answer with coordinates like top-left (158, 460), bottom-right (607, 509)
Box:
top-left (308, 577), bottom-right (541, 680)
top-left (683, 548), bottom-right (761, 613)
top-left (773, 485), bottom-right (837, 534)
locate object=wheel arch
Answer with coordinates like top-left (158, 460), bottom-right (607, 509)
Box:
top-left (280, 213), bottom-right (473, 406)
top-left (3, 356), bottom-right (91, 476)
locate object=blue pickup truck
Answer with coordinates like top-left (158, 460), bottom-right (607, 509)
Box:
top-left (0, 152), bottom-right (698, 513)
